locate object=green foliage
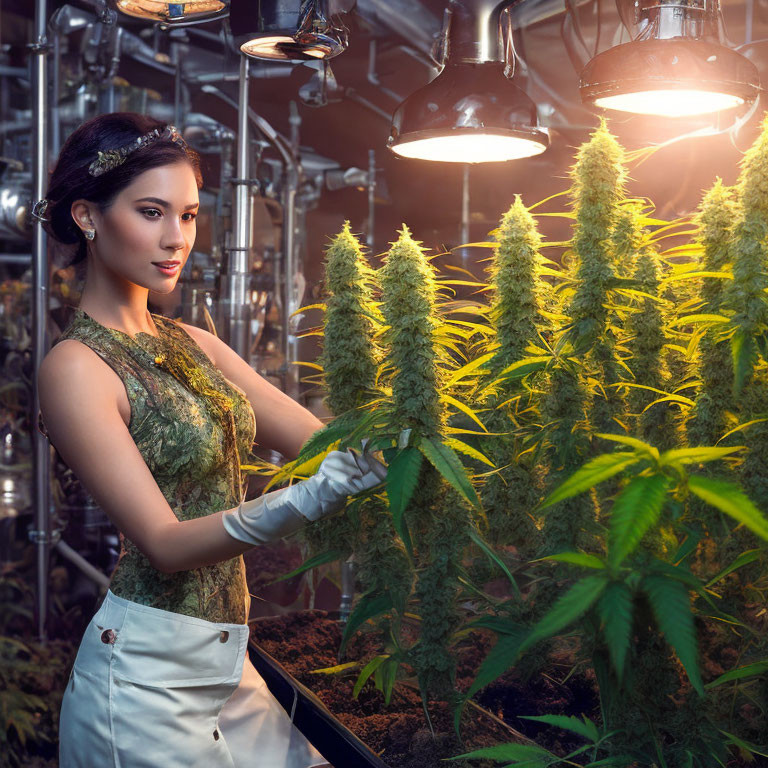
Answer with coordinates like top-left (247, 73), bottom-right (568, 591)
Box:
top-left (318, 221), bottom-right (381, 414)
top-left (626, 245), bottom-right (678, 450)
top-left (298, 116), bottom-right (768, 768)
top-left (379, 225), bottom-right (445, 437)
top-left (481, 195), bottom-right (550, 552)
top-left (0, 575), bottom-right (76, 768)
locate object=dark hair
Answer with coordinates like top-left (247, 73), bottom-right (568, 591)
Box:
top-left (43, 112), bottom-right (203, 269)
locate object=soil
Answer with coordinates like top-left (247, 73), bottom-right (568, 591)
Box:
top-left (249, 607), bottom-right (602, 768)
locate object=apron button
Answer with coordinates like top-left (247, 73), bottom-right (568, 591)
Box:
top-left (219, 630), bottom-right (229, 643)
top-left (101, 629), bottom-right (116, 644)
top-left (213, 729), bottom-right (220, 741)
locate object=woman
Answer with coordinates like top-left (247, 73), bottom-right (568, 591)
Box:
top-left (36, 112), bottom-right (387, 768)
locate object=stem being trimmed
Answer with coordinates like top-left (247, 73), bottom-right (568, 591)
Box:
top-left (379, 226), bottom-right (470, 701)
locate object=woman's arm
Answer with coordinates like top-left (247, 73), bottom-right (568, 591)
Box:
top-left (39, 340), bottom-right (255, 574)
top-left (179, 322), bottom-right (324, 460)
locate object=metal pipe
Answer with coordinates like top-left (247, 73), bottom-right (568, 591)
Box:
top-left (200, 84), bottom-right (301, 398)
top-left (367, 38), bottom-right (401, 102)
top-left (54, 540), bottom-right (110, 589)
top-left (51, 28), bottom-right (61, 158)
top-left (367, 149), bottom-right (376, 251)
top-left (461, 163), bottom-right (470, 246)
top-left (227, 54), bottom-right (252, 360)
top-left (30, 0), bottom-right (51, 643)
top-left (172, 38), bottom-right (183, 129)
top-left (447, 0), bottom-right (514, 64)
top-left (283, 166), bottom-right (299, 400)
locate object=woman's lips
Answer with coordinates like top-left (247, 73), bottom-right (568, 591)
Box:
top-left (153, 261), bottom-right (180, 276)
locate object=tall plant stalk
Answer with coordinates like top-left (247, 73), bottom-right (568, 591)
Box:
top-left (481, 196), bottom-right (549, 553)
top-left (687, 179), bottom-right (737, 449)
top-left (540, 120), bottom-right (627, 554)
top-left (313, 223), bottom-right (411, 616)
top-left (379, 226), bottom-right (470, 701)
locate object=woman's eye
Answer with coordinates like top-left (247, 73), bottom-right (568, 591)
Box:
top-left (140, 209), bottom-right (197, 221)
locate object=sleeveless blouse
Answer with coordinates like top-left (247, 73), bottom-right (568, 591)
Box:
top-left (51, 307), bottom-right (257, 625)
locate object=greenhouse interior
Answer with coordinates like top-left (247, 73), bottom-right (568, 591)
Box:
top-left (2, 0), bottom-right (768, 766)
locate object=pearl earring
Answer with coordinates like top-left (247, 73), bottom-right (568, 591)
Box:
top-left (84, 229), bottom-right (95, 241)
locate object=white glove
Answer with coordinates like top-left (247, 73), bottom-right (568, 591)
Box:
top-left (221, 445), bottom-right (387, 545)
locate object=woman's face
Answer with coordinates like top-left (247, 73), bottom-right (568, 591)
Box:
top-left (73, 161), bottom-right (199, 293)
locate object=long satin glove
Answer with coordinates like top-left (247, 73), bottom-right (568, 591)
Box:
top-left (221, 446), bottom-right (387, 545)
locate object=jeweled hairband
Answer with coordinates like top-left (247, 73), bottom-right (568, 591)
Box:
top-left (31, 124), bottom-right (188, 223)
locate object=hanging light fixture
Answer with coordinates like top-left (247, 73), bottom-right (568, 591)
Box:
top-left (580, 0), bottom-right (759, 117)
top-left (227, 0), bottom-right (348, 61)
top-left (113, 0), bottom-right (229, 24)
top-left (387, 0), bottom-right (549, 163)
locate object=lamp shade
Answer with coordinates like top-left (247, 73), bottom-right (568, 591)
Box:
top-left (580, 37), bottom-right (760, 117)
top-left (388, 62), bottom-right (549, 163)
top-left (114, 0), bottom-right (228, 23)
top-left (228, 0), bottom-right (347, 61)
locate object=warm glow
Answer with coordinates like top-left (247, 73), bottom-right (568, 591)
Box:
top-left (240, 35), bottom-right (334, 60)
top-left (115, 0), bottom-right (225, 21)
top-left (594, 89), bottom-right (744, 117)
top-left (390, 133), bottom-right (547, 163)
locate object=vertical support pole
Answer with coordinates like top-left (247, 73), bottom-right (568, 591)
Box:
top-left (30, 0), bottom-right (51, 643)
top-left (226, 53), bottom-right (252, 358)
top-left (367, 149), bottom-right (376, 251)
top-left (460, 162), bottom-right (470, 265)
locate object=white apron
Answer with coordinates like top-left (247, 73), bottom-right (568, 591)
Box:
top-left (58, 589), bottom-right (331, 768)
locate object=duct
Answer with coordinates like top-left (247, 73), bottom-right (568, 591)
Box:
top-left (445, 0), bottom-right (516, 65)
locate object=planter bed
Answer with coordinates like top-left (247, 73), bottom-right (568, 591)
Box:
top-left (248, 607), bottom-right (602, 768)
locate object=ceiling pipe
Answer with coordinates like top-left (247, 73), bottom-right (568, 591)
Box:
top-left (445, 0), bottom-right (512, 64)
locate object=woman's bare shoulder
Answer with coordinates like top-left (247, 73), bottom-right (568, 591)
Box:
top-left (39, 338), bottom-right (127, 422)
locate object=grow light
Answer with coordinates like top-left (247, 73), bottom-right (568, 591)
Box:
top-left (230, 0), bottom-right (348, 61)
top-left (388, 63), bottom-right (549, 164)
top-left (113, 0), bottom-right (228, 23)
top-left (594, 89), bottom-right (744, 118)
top-left (580, 0), bottom-right (759, 117)
top-left (390, 132), bottom-right (547, 163)
top-left (387, 1), bottom-right (549, 163)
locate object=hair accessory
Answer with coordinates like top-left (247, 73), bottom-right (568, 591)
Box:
top-left (31, 198), bottom-right (50, 222)
top-left (88, 124), bottom-right (188, 177)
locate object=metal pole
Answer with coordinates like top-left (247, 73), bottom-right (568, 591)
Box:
top-left (283, 168), bottom-right (299, 400)
top-left (367, 149), bottom-right (376, 251)
top-left (226, 54), bottom-right (252, 359)
top-left (199, 84), bottom-right (300, 398)
top-left (30, 0), bottom-right (52, 643)
top-left (460, 163), bottom-right (470, 260)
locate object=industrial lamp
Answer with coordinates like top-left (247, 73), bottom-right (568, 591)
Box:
top-left (387, 0), bottom-right (549, 163)
top-left (580, 0), bottom-right (759, 117)
top-left (113, 0), bottom-right (228, 24)
top-left (228, 0), bottom-right (348, 61)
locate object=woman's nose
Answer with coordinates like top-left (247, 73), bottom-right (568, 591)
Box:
top-left (162, 219), bottom-right (185, 249)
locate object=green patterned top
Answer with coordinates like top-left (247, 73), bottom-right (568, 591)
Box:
top-left (53, 307), bottom-right (257, 625)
